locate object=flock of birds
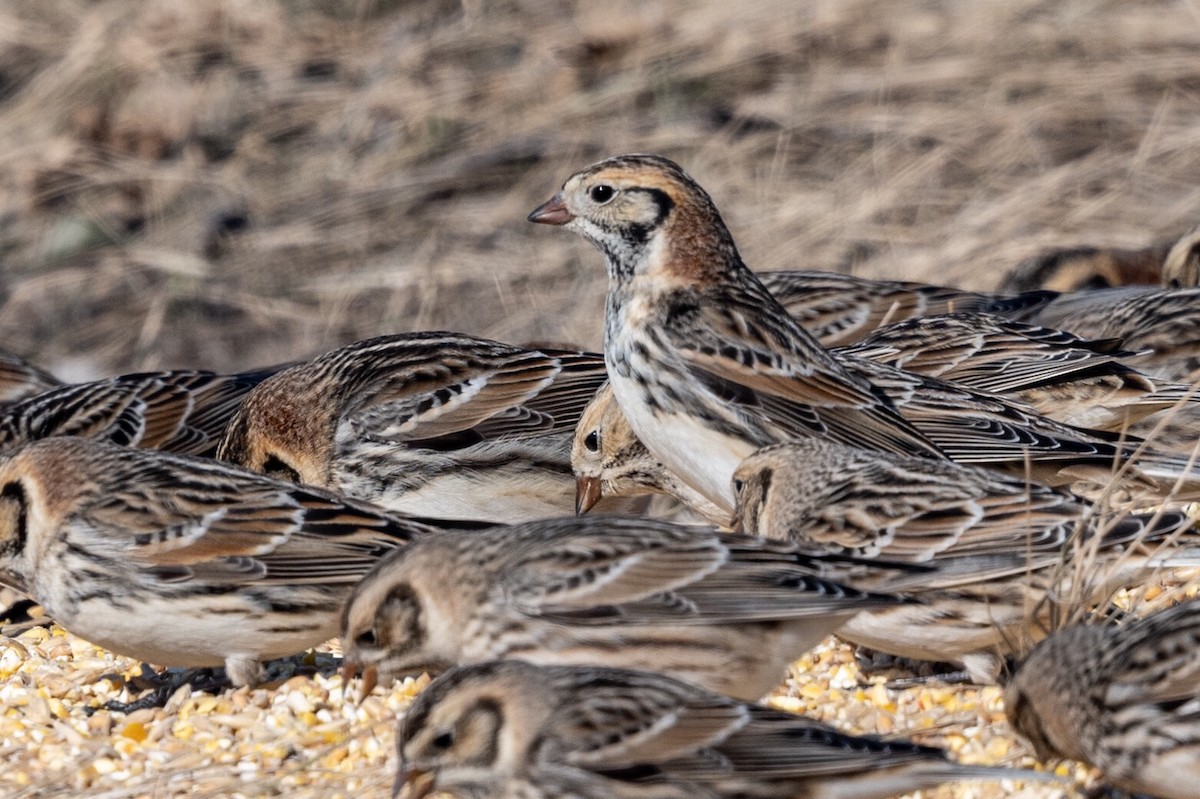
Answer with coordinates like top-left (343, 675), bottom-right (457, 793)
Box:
top-left (1, 154), bottom-right (1199, 798)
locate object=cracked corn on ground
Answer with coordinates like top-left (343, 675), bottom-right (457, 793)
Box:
top-left (0, 626), bottom-right (1083, 799)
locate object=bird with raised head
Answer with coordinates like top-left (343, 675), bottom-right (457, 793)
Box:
top-left (528, 154), bottom-right (1200, 516)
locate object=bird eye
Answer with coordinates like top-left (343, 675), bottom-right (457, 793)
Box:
top-left (732, 479), bottom-right (744, 494)
top-left (355, 629), bottom-right (377, 648)
top-left (0, 481), bottom-right (28, 559)
top-left (432, 730), bottom-right (455, 750)
top-left (589, 185), bottom-right (616, 204)
top-left (584, 430), bottom-right (600, 452)
top-left (263, 454), bottom-right (301, 484)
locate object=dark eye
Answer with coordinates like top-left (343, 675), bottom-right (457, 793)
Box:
top-left (584, 430), bottom-right (600, 452)
top-left (355, 629), bottom-right (377, 648)
top-left (263, 454), bottom-right (301, 483)
top-left (432, 730), bottom-right (455, 750)
top-left (0, 481), bottom-right (28, 560)
top-left (589, 185), bottom-right (615, 204)
top-left (732, 479), bottom-right (744, 494)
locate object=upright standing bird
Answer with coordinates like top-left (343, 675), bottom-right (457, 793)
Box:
top-left (1006, 599), bottom-right (1200, 799)
top-left (219, 332), bottom-right (612, 523)
top-left (529, 155), bottom-right (1199, 515)
top-left (0, 436), bottom-right (464, 686)
top-left (341, 515), bottom-right (906, 702)
top-left (394, 660), bottom-right (1049, 799)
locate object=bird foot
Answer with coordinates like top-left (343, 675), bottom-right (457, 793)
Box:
top-left (89, 665), bottom-right (229, 714)
top-left (883, 670), bottom-right (976, 689)
top-left (853, 647), bottom-right (962, 683)
top-left (87, 652), bottom-right (344, 713)
top-left (0, 598), bottom-right (52, 637)
top-left (1084, 785), bottom-right (1156, 799)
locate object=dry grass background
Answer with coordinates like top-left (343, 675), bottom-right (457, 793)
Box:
top-left (2, 0), bottom-right (1200, 796)
top-left (2, 0), bottom-right (1200, 379)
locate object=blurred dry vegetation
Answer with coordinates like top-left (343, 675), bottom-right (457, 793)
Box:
top-left (2, 3), bottom-right (1199, 796)
top-left (1, 0), bottom-right (1199, 381)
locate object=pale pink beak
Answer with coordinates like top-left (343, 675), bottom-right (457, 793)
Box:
top-left (340, 661), bottom-right (378, 703)
top-left (527, 192), bottom-right (575, 225)
top-left (394, 767), bottom-right (435, 799)
top-left (575, 475), bottom-right (603, 515)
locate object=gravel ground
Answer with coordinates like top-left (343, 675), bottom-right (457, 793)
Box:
top-left (3, 0), bottom-right (1200, 796)
top-left (0, 624), bottom-right (1082, 799)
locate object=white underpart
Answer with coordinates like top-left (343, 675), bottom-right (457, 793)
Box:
top-left (606, 312), bottom-right (751, 517)
top-left (42, 587), bottom-right (332, 670)
top-left (602, 229), bottom-right (753, 517)
top-left (614, 382), bottom-right (747, 517)
top-left (353, 468), bottom-right (573, 523)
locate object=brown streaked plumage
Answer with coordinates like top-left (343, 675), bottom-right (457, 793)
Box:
top-left (1129, 403), bottom-right (1200, 455)
top-left (398, 770), bottom-right (705, 799)
top-left (531, 154), bottom-right (1200, 515)
top-left (219, 332), bottom-right (615, 523)
top-left (1161, 223), bottom-right (1200, 288)
top-left (731, 439), bottom-right (1200, 682)
top-left (841, 312), bottom-right (1200, 432)
top-left (394, 660), bottom-right (1050, 799)
top-left (0, 367), bottom-right (279, 457)
top-left (572, 383), bottom-right (728, 524)
top-left (757, 270), bottom-right (1054, 347)
top-left (1001, 244), bottom-right (1169, 293)
top-left (1029, 285), bottom-right (1200, 385)
top-left (0, 436), bottom-right (468, 686)
top-left (341, 515), bottom-right (907, 702)
top-left (1000, 223), bottom-right (1200, 293)
top-left (1006, 599), bottom-right (1200, 799)
top-left (571, 324), bottom-right (1200, 520)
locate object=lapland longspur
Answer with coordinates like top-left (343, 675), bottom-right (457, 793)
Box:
top-left (731, 439), bottom-right (1200, 681)
top-left (1162, 223), bottom-right (1200, 287)
top-left (531, 154), bottom-right (1200, 514)
top-left (1029, 285), bottom-right (1200, 385)
top-left (400, 771), bottom-right (705, 799)
top-left (570, 327), bottom-right (1196, 522)
top-left (841, 312), bottom-right (1199, 432)
top-left (572, 382), bottom-right (727, 523)
top-left (755, 270), bottom-right (1053, 347)
top-left (219, 332), bottom-right (613, 523)
top-left (0, 436), bottom-right (466, 686)
top-left (341, 515), bottom-right (906, 701)
top-left (394, 660), bottom-right (1048, 799)
top-left (1006, 599), bottom-right (1200, 799)
top-left (0, 367), bottom-right (278, 457)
